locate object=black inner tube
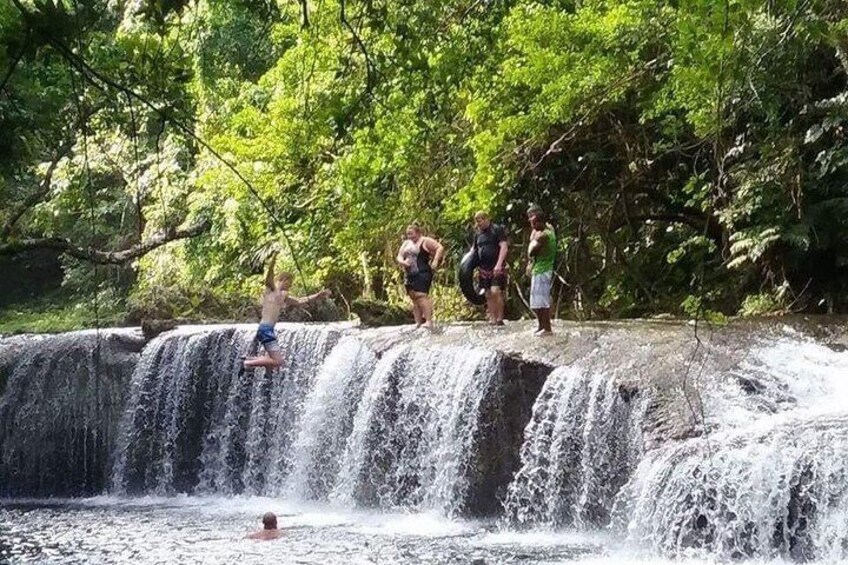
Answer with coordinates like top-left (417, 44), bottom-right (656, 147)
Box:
top-left (458, 250), bottom-right (486, 305)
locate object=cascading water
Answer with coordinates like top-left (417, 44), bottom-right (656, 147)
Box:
top-left (617, 414), bottom-right (848, 562)
top-left (4, 320), bottom-right (848, 564)
top-left (0, 330), bottom-right (142, 496)
top-left (330, 344), bottom-right (502, 516)
top-left (109, 326), bottom-right (511, 514)
top-left (284, 337), bottom-right (378, 500)
top-left (111, 325), bottom-right (339, 495)
top-left (614, 339), bottom-right (848, 562)
top-left (503, 365), bottom-right (644, 528)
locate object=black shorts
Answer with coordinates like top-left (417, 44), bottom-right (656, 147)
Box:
top-left (405, 271), bottom-right (433, 294)
top-left (479, 270), bottom-right (507, 290)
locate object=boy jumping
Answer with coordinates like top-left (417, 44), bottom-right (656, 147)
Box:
top-left (243, 253), bottom-right (331, 369)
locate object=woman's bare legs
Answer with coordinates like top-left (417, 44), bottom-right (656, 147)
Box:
top-left (408, 289), bottom-right (423, 326)
top-left (420, 294), bottom-right (435, 329)
top-left (409, 291), bottom-right (434, 329)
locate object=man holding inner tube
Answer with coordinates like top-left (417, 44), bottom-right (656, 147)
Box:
top-left (472, 211), bottom-right (509, 326)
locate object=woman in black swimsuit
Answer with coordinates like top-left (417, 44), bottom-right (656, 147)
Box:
top-left (396, 223), bottom-right (444, 329)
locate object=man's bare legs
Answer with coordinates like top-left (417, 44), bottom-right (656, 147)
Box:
top-left (484, 291), bottom-right (495, 323)
top-left (487, 286), bottom-right (505, 325)
top-left (533, 308), bottom-right (552, 335)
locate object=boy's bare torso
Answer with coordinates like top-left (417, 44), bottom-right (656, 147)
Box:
top-left (260, 288), bottom-right (289, 324)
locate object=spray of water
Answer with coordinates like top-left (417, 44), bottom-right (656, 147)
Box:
top-left (503, 366), bottom-right (644, 528)
top-left (112, 325), bottom-right (338, 495)
top-left (331, 345), bottom-right (502, 516)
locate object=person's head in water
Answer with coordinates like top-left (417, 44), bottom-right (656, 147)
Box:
top-left (529, 210), bottom-right (546, 231)
top-left (262, 512), bottom-right (278, 530)
top-left (406, 222), bottom-right (422, 243)
top-left (276, 272), bottom-right (294, 291)
top-left (474, 211), bottom-right (491, 231)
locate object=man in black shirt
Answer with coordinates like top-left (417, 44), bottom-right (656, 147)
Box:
top-left (472, 211), bottom-right (508, 325)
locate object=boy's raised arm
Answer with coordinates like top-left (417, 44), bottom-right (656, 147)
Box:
top-left (264, 254), bottom-right (278, 290)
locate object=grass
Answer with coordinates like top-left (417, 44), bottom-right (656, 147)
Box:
top-left (0, 295), bottom-right (126, 335)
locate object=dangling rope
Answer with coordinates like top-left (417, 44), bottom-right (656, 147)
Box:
top-left (68, 0), bottom-right (103, 489)
top-left (680, 0), bottom-right (733, 451)
top-left (126, 95), bottom-right (144, 240)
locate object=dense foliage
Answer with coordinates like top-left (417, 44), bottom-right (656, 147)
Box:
top-left (2, 0), bottom-right (848, 326)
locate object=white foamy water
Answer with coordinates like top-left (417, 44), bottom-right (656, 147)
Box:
top-left (331, 344), bottom-right (502, 516)
top-left (698, 339), bottom-right (848, 431)
top-left (614, 338), bottom-right (848, 562)
top-left (2, 496), bottom-right (837, 564)
top-left (503, 366), bottom-right (644, 528)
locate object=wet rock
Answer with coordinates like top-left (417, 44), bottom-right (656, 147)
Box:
top-left (142, 319), bottom-right (177, 340)
top-left (0, 329), bottom-right (143, 497)
top-left (737, 376), bottom-right (764, 394)
top-left (618, 384), bottom-right (639, 402)
top-left (466, 355), bottom-right (552, 516)
top-left (280, 298), bottom-right (344, 323)
top-left (350, 298), bottom-right (412, 327)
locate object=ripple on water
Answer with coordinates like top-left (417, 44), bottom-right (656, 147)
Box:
top-left (2, 498), bottom-right (834, 564)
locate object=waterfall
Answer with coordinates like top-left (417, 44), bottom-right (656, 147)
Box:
top-left (111, 325), bottom-right (339, 495)
top-left (4, 319), bottom-right (847, 562)
top-left (284, 337), bottom-right (378, 500)
top-left (614, 339), bottom-right (848, 562)
top-left (111, 328), bottom-right (508, 514)
top-left (617, 414), bottom-right (848, 561)
top-left (330, 344), bottom-right (502, 516)
top-left (503, 366), bottom-right (644, 528)
top-left (0, 330), bottom-right (141, 496)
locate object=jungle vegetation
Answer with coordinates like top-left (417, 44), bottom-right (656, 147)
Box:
top-left (2, 0), bottom-right (848, 331)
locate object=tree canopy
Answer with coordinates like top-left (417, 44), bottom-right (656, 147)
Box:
top-left (2, 0), bottom-right (848, 325)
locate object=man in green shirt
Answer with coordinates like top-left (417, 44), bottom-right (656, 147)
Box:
top-left (527, 209), bottom-right (555, 336)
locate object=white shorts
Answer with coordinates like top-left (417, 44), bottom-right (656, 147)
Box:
top-left (530, 272), bottom-right (552, 309)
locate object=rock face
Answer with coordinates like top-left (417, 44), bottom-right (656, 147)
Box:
top-left (2, 317), bottom-right (847, 561)
top-left (0, 329), bottom-right (145, 497)
top-left (350, 298), bottom-right (413, 327)
top-left (466, 356), bottom-right (551, 516)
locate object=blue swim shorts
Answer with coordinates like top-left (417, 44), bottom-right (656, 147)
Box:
top-left (256, 323), bottom-right (280, 352)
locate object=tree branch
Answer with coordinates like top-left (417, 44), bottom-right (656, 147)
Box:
top-left (340, 0), bottom-right (374, 96)
top-left (0, 154), bottom-right (63, 240)
top-left (0, 38), bottom-right (28, 92)
top-left (836, 44), bottom-right (848, 77)
top-left (0, 219), bottom-right (211, 264)
top-left (1, 102), bottom-right (105, 239)
top-left (297, 0), bottom-right (309, 29)
top-left (524, 60), bottom-right (661, 172)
